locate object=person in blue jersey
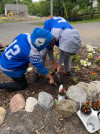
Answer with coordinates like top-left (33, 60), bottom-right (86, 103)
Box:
top-left (0, 27), bottom-right (55, 91)
top-left (33, 16), bottom-right (82, 82)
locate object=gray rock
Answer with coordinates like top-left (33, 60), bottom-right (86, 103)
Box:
top-left (66, 85), bottom-right (87, 103)
top-left (77, 82), bottom-right (97, 97)
top-left (90, 81), bottom-right (100, 94)
top-left (38, 91), bottom-right (54, 108)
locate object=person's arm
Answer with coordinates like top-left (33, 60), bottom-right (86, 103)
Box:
top-left (45, 72), bottom-right (54, 84)
top-left (29, 54), bottom-right (54, 84)
top-left (47, 49), bottom-right (57, 70)
top-left (56, 50), bottom-right (66, 74)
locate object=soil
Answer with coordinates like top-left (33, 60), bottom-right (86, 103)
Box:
top-left (0, 46), bottom-right (100, 134)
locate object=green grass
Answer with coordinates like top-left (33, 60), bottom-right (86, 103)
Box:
top-left (0, 18), bottom-right (100, 24)
top-left (31, 18), bottom-right (100, 25)
top-left (0, 20), bottom-right (10, 23)
top-left (32, 23), bottom-right (44, 25)
top-left (70, 18), bottom-right (100, 24)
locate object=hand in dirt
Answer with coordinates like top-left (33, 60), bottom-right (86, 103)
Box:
top-left (48, 78), bottom-right (55, 84)
top-left (45, 73), bottom-right (55, 84)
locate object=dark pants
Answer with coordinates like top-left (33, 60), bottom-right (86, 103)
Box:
top-left (0, 74), bottom-right (28, 91)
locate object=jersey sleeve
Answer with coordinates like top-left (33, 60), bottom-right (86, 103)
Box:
top-left (29, 54), bottom-right (48, 75)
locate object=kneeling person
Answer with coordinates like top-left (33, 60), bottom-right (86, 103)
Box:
top-left (0, 27), bottom-right (55, 91)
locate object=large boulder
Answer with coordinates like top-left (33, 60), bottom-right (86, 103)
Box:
top-left (90, 81), bottom-right (100, 94)
top-left (66, 85), bottom-right (87, 103)
top-left (77, 82), bottom-right (97, 97)
top-left (54, 99), bottom-right (77, 117)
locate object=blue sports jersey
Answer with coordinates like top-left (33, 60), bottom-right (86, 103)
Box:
top-left (44, 16), bottom-right (73, 47)
top-left (44, 16), bottom-right (73, 31)
top-left (0, 33), bottom-right (49, 78)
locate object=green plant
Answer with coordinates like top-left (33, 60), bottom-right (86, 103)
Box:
top-left (80, 59), bottom-right (91, 67)
top-left (72, 53), bottom-right (80, 63)
top-left (81, 101), bottom-right (92, 115)
top-left (97, 67), bottom-right (100, 72)
top-left (86, 45), bottom-right (95, 53)
top-left (87, 53), bottom-right (93, 59)
top-left (73, 76), bottom-right (78, 83)
top-left (75, 65), bottom-right (80, 72)
top-left (97, 47), bottom-right (100, 52)
top-left (95, 56), bottom-right (100, 63)
top-left (91, 99), bottom-right (100, 111)
top-left (7, 103), bottom-right (10, 108)
top-left (54, 100), bottom-right (57, 105)
top-left (91, 72), bottom-right (97, 80)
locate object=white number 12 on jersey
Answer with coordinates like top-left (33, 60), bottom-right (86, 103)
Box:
top-left (5, 40), bottom-right (20, 60)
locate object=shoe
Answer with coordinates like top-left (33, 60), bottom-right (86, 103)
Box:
top-left (32, 73), bottom-right (40, 83)
top-left (64, 71), bottom-right (74, 78)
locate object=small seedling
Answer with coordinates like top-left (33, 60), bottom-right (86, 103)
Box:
top-left (97, 47), bottom-right (100, 52)
top-left (95, 56), bottom-right (100, 63)
top-left (91, 72), bottom-right (97, 80)
top-left (73, 76), bottom-right (78, 83)
top-left (72, 54), bottom-right (80, 63)
top-left (87, 53), bottom-right (93, 59)
top-left (97, 67), bottom-right (100, 72)
top-left (75, 65), bottom-right (80, 72)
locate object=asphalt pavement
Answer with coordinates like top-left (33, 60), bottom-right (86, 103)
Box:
top-left (0, 21), bottom-right (100, 47)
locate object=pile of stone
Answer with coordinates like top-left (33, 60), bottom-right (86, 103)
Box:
top-left (0, 80), bottom-right (100, 125)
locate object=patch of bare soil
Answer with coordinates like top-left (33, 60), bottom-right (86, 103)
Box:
top-left (0, 47), bottom-right (100, 134)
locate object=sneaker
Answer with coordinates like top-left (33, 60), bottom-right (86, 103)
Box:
top-left (32, 73), bottom-right (40, 83)
top-left (64, 71), bottom-right (74, 78)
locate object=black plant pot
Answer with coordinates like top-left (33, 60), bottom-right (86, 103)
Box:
top-left (81, 105), bottom-right (92, 116)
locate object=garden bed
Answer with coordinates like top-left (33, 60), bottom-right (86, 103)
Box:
top-left (0, 45), bottom-right (100, 109)
top-left (0, 45), bottom-right (100, 134)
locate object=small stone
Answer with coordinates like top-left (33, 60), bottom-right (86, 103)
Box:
top-left (0, 107), bottom-right (6, 125)
top-left (25, 97), bottom-right (38, 112)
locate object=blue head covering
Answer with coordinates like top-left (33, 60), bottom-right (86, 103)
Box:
top-left (31, 27), bottom-right (53, 51)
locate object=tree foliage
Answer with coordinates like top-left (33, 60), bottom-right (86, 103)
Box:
top-left (0, 0), bottom-right (100, 19)
top-left (0, 0), bottom-right (16, 14)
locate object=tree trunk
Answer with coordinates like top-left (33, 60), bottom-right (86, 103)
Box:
top-left (90, 0), bottom-right (94, 18)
